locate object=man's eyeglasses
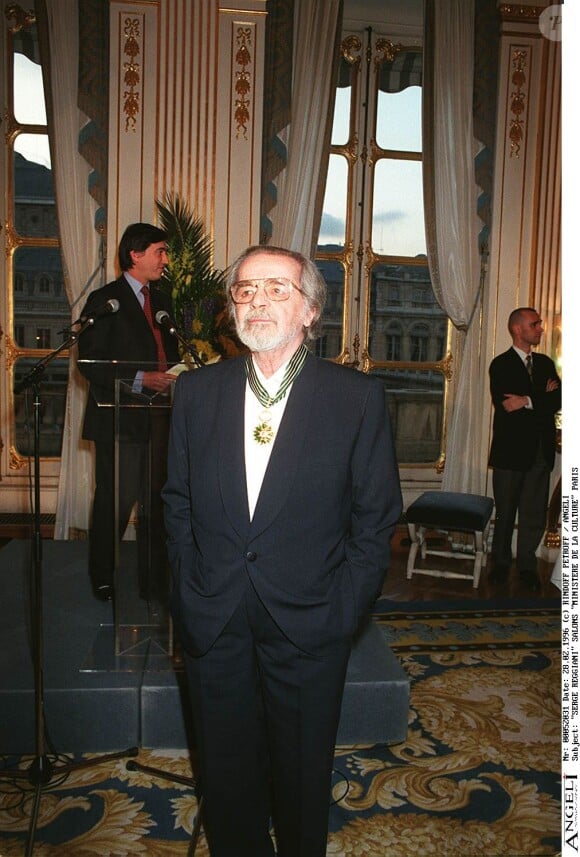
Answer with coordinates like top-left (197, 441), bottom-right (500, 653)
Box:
top-left (230, 277), bottom-right (303, 304)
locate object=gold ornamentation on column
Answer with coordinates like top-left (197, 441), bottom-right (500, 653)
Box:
top-left (10, 445), bottom-right (27, 470)
top-left (3, 333), bottom-right (17, 368)
top-left (509, 49), bottom-right (527, 157)
top-left (5, 4), bottom-right (35, 33)
top-left (234, 27), bottom-right (252, 140)
top-left (123, 17), bottom-right (141, 132)
top-left (374, 38), bottom-right (403, 69)
top-left (499, 4), bottom-right (543, 22)
top-left (364, 241), bottom-right (378, 274)
top-left (3, 222), bottom-right (20, 256)
top-left (435, 452), bottom-right (446, 474)
top-left (341, 34), bottom-right (361, 64)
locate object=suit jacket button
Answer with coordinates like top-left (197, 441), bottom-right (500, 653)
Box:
top-left (245, 551), bottom-right (257, 562)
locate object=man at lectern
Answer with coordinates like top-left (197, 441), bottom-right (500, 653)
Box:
top-left (77, 222), bottom-right (179, 602)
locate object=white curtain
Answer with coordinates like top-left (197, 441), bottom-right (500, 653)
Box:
top-left (422, 0), bottom-right (487, 495)
top-left (269, 0), bottom-right (342, 255)
top-left (43, 0), bottom-right (102, 538)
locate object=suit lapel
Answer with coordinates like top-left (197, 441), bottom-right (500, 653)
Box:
top-left (218, 359), bottom-right (251, 535)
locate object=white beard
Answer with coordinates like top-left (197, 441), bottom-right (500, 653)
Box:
top-left (236, 315), bottom-right (304, 353)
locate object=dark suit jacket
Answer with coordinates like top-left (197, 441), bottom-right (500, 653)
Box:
top-left (488, 347), bottom-right (561, 471)
top-left (77, 276), bottom-right (180, 442)
top-left (162, 352), bottom-right (402, 656)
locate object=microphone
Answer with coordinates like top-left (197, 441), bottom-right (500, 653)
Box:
top-left (155, 309), bottom-right (204, 368)
top-left (155, 309), bottom-right (177, 334)
top-left (82, 298), bottom-right (120, 323)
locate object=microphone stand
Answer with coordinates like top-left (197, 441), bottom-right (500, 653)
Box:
top-left (158, 317), bottom-right (205, 369)
top-left (0, 321), bottom-right (138, 857)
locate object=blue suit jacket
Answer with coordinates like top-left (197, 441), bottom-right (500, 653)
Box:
top-left (162, 351), bottom-right (402, 656)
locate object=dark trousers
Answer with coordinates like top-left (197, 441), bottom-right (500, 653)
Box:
top-left (90, 439), bottom-right (145, 586)
top-left (491, 445), bottom-right (551, 572)
top-left (184, 579), bottom-right (351, 857)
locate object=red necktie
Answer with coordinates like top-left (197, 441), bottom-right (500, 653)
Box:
top-left (141, 285), bottom-right (167, 371)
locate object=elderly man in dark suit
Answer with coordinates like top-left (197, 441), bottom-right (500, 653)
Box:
top-left (78, 223), bottom-right (180, 602)
top-left (488, 306), bottom-right (561, 589)
top-left (162, 245), bottom-right (402, 857)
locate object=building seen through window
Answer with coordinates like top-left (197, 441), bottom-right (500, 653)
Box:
top-left (314, 31), bottom-right (450, 466)
top-left (7, 20), bottom-right (69, 458)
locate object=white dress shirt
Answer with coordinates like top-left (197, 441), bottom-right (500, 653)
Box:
top-left (244, 357), bottom-right (294, 519)
top-left (512, 345), bottom-right (533, 408)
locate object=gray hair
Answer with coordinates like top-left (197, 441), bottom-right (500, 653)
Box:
top-left (224, 245), bottom-right (327, 341)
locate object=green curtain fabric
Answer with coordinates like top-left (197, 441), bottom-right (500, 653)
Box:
top-left (260, 0), bottom-right (294, 242)
top-left (473, 0), bottom-right (500, 236)
top-left (77, 0), bottom-right (109, 227)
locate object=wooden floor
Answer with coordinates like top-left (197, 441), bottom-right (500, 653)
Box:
top-left (0, 527), bottom-right (560, 603)
top-left (382, 528), bottom-right (560, 602)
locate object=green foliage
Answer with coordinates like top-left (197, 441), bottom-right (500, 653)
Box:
top-left (156, 193), bottom-right (226, 359)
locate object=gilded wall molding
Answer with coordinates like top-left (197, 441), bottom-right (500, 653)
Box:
top-left (341, 34), bottom-right (361, 65)
top-left (3, 222), bottom-right (18, 256)
top-left (122, 16), bottom-right (141, 132)
top-left (234, 26), bottom-right (252, 140)
top-left (4, 4), bottom-right (35, 33)
top-left (499, 4), bottom-right (544, 22)
top-left (9, 445), bottom-right (27, 470)
top-left (2, 332), bottom-right (17, 368)
top-left (508, 48), bottom-right (528, 157)
top-left (374, 38), bottom-right (404, 69)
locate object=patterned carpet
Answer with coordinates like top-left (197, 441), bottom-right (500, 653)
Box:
top-left (0, 600), bottom-right (561, 856)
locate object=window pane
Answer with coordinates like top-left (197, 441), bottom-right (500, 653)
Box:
top-left (13, 247), bottom-right (69, 348)
top-left (372, 159), bottom-right (425, 256)
top-left (13, 41), bottom-right (47, 125)
top-left (376, 86), bottom-right (422, 152)
top-left (372, 367), bottom-right (444, 464)
top-left (368, 264), bottom-right (446, 363)
top-left (332, 64), bottom-right (352, 146)
top-left (14, 132), bottom-right (51, 169)
top-left (14, 357), bottom-right (68, 457)
top-left (314, 260), bottom-right (345, 360)
top-left (14, 137), bottom-right (57, 238)
top-left (318, 155), bottom-right (348, 249)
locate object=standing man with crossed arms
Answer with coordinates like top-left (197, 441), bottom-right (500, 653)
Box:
top-left (488, 306), bottom-right (561, 590)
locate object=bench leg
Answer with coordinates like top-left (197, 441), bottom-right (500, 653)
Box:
top-left (472, 530), bottom-right (484, 588)
top-left (406, 525), bottom-right (489, 588)
top-left (406, 523), bottom-right (421, 579)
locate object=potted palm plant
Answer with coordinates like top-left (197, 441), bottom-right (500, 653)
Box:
top-left (156, 192), bottom-right (238, 363)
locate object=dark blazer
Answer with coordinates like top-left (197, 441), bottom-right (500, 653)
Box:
top-left (162, 352), bottom-right (403, 656)
top-left (488, 347), bottom-right (561, 471)
top-left (77, 276), bottom-right (180, 442)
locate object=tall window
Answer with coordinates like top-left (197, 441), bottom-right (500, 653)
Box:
top-left (3, 6), bottom-right (69, 459)
top-left (315, 30), bottom-right (450, 467)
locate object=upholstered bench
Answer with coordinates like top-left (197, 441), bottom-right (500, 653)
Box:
top-left (405, 491), bottom-right (494, 588)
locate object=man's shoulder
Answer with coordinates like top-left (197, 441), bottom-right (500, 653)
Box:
top-left (307, 355), bottom-right (385, 404)
top-left (83, 277), bottom-right (126, 303)
top-left (532, 351), bottom-right (555, 365)
top-left (490, 346), bottom-right (516, 364)
top-left (489, 347), bottom-right (522, 375)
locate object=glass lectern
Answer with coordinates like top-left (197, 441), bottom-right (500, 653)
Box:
top-left (78, 359), bottom-right (178, 665)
